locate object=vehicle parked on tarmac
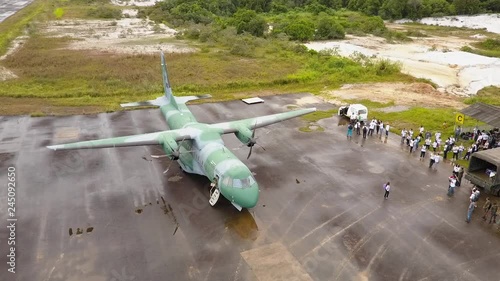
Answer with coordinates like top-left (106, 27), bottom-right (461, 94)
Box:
top-left (338, 104), bottom-right (368, 122)
top-left (465, 148), bottom-right (500, 196)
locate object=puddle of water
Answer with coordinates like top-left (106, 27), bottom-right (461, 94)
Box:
top-left (225, 209), bottom-right (258, 240)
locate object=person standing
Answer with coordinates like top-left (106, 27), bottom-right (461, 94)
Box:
top-left (488, 202), bottom-right (498, 224)
top-left (432, 140), bottom-right (438, 152)
top-left (384, 182), bottom-right (391, 199)
top-left (409, 139), bottom-right (415, 153)
top-left (429, 153), bottom-right (435, 168)
top-left (464, 146), bottom-right (472, 160)
top-left (347, 123), bottom-right (353, 140)
top-left (401, 128), bottom-right (406, 144)
top-left (466, 190), bottom-right (480, 223)
top-left (420, 145), bottom-right (427, 161)
top-left (362, 125), bottom-right (368, 139)
top-left (368, 120), bottom-right (375, 136)
top-left (379, 121), bottom-right (384, 139)
top-left (452, 145), bottom-right (459, 160)
top-left (385, 123), bottom-right (390, 143)
top-left (457, 165), bottom-right (464, 186)
top-left (482, 197), bottom-right (492, 220)
top-left (433, 154), bottom-right (440, 170)
top-left (448, 175), bottom-right (457, 196)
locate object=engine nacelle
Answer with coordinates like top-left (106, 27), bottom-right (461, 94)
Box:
top-left (160, 135), bottom-right (179, 158)
top-left (235, 127), bottom-right (253, 146)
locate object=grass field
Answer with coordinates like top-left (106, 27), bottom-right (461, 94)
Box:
top-left (0, 0), bottom-right (494, 146)
top-left (0, 4), bottom-right (416, 116)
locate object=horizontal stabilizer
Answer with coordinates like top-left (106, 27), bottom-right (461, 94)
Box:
top-left (120, 96), bottom-right (169, 108)
top-left (120, 94), bottom-right (211, 108)
top-left (176, 94), bottom-right (212, 104)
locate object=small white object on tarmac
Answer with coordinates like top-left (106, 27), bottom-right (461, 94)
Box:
top-left (242, 97), bottom-right (264, 104)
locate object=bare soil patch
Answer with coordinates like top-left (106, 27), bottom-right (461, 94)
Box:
top-left (325, 82), bottom-right (465, 109)
top-left (42, 18), bottom-right (196, 54)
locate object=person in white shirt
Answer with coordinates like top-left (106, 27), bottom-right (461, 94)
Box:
top-left (448, 175), bottom-right (457, 196)
top-left (420, 145), bottom-right (427, 160)
top-left (425, 138), bottom-right (431, 149)
top-left (432, 140), bottom-right (438, 152)
top-left (368, 121), bottom-right (375, 136)
top-left (429, 153), bottom-right (435, 168)
top-left (419, 125), bottom-right (424, 135)
top-left (401, 129), bottom-right (406, 144)
top-left (433, 154), bottom-right (440, 170)
top-left (384, 182), bottom-right (391, 199)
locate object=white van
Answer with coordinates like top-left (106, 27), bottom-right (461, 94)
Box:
top-left (338, 104), bottom-right (368, 122)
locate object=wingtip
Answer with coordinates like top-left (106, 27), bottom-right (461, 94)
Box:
top-left (47, 145), bottom-right (63, 151)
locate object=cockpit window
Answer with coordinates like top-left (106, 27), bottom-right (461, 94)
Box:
top-left (358, 109), bottom-right (367, 114)
top-left (222, 177), bottom-right (232, 187)
top-left (232, 176), bottom-right (255, 189)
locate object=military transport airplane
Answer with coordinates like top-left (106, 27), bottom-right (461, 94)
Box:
top-left (47, 53), bottom-right (316, 211)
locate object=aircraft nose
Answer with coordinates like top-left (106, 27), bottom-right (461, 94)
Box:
top-left (221, 183), bottom-right (259, 209)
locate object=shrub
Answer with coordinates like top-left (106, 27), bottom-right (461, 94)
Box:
top-left (284, 19), bottom-right (315, 42)
top-left (315, 17), bottom-right (345, 40)
top-left (231, 9), bottom-right (267, 37)
top-left (87, 6), bottom-right (122, 19)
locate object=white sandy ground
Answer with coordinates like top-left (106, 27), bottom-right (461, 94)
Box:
top-left (41, 17), bottom-right (196, 54)
top-left (306, 14), bottom-right (500, 96)
top-left (396, 14), bottom-right (500, 34)
top-left (110, 0), bottom-right (161, 7)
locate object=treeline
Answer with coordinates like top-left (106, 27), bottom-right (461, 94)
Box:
top-left (141, 0), bottom-right (500, 23)
top-left (140, 1), bottom-right (407, 42)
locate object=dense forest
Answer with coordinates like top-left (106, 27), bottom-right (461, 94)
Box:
top-left (138, 0), bottom-right (499, 43)
top-left (142, 0), bottom-right (500, 23)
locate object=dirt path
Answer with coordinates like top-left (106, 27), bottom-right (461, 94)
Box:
top-left (325, 82), bottom-right (465, 109)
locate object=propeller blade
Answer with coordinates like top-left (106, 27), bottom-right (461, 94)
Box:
top-left (163, 159), bottom-right (174, 174)
top-left (256, 143), bottom-right (266, 151)
top-left (151, 155), bottom-right (170, 159)
top-left (247, 146), bottom-right (253, 159)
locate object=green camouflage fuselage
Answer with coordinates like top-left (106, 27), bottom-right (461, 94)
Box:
top-left (47, 52), bottom-right (316, 211)
top-left (160, 103), bottom-right (259, 208)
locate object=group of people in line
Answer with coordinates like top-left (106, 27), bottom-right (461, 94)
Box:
top-left (346, 119), bottom-right (389, 142)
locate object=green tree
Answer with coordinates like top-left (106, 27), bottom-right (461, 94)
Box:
top-left (284, 19), bottom-right (315, 41)
top-left (483, 0), bottom-right (500, 11)
top-left (315, 17), bottom-right (345, 39)
top-left (453, 0), bottom-right (482, 14)
top-left (406, 0), bottom-right (424, 19)
top-left (170, 3), bottom-right (213, 24)
top-left (422, 0), bottom-right (451, 16)
top-left (240, 0), bottom-right (273, 12)
top-left (379, 0), bottom-right (407, 19)
top-left (361, 0), bottom-right (382, 15)
top-left (232, 9), bottom-right (268, 36)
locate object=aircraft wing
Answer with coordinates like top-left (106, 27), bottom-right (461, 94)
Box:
top-left (47, 130), bottom-right (191, 151)
top-left (209, 108), bottom-right (316, 134)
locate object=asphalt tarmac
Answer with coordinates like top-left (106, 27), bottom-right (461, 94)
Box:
top-left (0, 93), bottom-right (499, 281)
top-left (0, 0), bottom-right (33, 23)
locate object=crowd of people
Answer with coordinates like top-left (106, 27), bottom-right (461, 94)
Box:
top-left (345, 119), bottom-right (499, 227)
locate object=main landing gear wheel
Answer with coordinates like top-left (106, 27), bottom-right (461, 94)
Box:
top-left (209, 183), bottom-right (220, 207)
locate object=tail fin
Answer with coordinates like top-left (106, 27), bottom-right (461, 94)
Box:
top-left (161, 52), bottom-right (179, 109)
top-left (121, 52), bottom-right (211, 108)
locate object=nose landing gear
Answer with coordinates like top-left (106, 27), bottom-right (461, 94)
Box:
top-left (209, 181), bottom-right (220, 206)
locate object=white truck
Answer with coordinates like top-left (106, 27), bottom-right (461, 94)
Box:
top-left (338, 104), bottom-right (368, 122)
